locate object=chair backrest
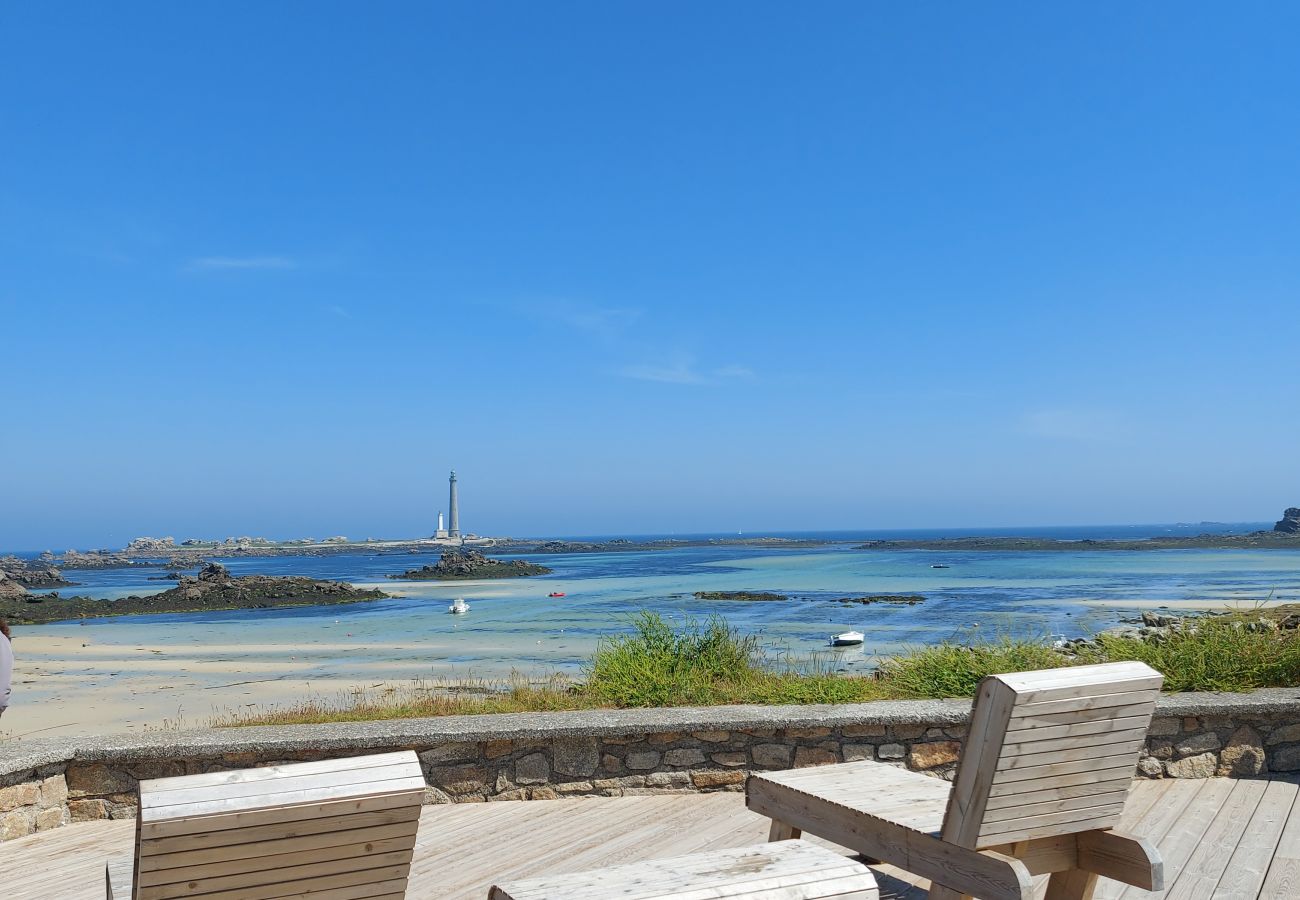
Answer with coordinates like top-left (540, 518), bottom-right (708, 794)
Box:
top-left (130, 750), bottom-right (426, 900)
top-left (941, 661), bottom-right (1163, 850)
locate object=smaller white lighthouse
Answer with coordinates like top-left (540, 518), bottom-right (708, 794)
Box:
top-left (435, 511), bottom-right (448, 540)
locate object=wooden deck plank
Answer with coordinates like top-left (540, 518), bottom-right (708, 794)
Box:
top-left (6, 777), bottom-right (1300, 900)
top-left (1214, 778), bottom-right (1298, 900)
top-left (1162, 778), bottom-right (1268, 900)
top-left (1260, 776), bottom-right (1300, 899)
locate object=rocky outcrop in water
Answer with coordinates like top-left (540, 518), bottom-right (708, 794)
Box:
top-left (693, 591), bottom-right (789, 602)
top-left (392, 549), bottom-right (551, 580)
top-left (0, 562), bottom-right (389, 625)
top-left (0, 557), bottom-right (76, 588)
top-left (1275, 508), bottom-right (1300, 534)
top-left (837, 594), bottom-right (925, 605)
top-left (0, 572), bottom-right (27, 598)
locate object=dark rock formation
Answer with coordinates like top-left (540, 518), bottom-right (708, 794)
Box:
top-left (0, 572), bottom-right (27, 598)
top-left (1274, 508), bottom-right (1300, 534)
top-left (0, 557), bottom-right (75, 588)
top-left (693, 591), bottom-right (789, 602)
top-left (0, 563), bottom-right (389, 625)
top-left (837, 595), bottom-right (926, 605)
top-left (392, 550), bottom-right (551, 580)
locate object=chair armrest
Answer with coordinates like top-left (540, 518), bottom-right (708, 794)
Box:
top-left (1077, 829), bottom-right (1163, 891)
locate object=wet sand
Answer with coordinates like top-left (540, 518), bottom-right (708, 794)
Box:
top-left (0, 634), bottom-right (476, 739)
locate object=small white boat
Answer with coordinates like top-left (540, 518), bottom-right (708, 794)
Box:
top-left (448, 598), bottom-right (470, 614)
top-left (829, 630), bottom-right (865, 647)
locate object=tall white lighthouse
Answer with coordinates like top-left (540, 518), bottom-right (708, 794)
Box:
top-left (448, 470), bottom-right (461, 538)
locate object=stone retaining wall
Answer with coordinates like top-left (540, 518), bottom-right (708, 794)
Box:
top-left (3, 688), bottom-right (1299, 842)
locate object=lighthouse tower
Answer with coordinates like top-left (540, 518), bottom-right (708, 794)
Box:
top-left (448, 470), bottom-right (461, 538)
top-left (434, 511), bottom-right (448, 540)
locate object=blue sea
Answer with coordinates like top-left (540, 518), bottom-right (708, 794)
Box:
top-left (7, 522), bottom-right (1298, 734)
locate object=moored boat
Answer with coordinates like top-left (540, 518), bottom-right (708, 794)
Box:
top-left (449, 598), bottom-right (470, 614)
top-left (829, 630), bottom-right (865, 647)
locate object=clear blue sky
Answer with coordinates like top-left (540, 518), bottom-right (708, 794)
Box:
top-left (2, 3), bottom-right (1297, 549)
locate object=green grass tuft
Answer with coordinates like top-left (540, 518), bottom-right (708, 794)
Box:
top-left (877, 638), bottom-right (1072, 698)
top-left (1078, 616), bottom-right (1300, 693)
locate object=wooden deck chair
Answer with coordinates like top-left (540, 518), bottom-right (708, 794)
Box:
top-left (488, 839), bottom-right (880, 899)
top-left (747, 662), bottom-right (1165, 900)
top-left (105, 750), bottom-right (426, 900)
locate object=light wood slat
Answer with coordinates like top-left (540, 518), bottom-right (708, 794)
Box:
top-left (140, 804), bottom-right (422, 855)
top-left (981, 790), bottom-right (1132, 824)
top-left (1006, 698), bottom-right (1156, 727)
top-left (987, 764), bottom-right (1138, 797)
top-left (999, 729), bottom-right (1149, 761)
top-left (137, 850), bottom-right (414, 899)
top-left (996, 737), bottom-right (1147, 771)
top-left (140, 752), bottom-right (417, 796)
top-left (141, 761), bottom-right (423, 811)
top-left (140, 780), bottom-right (424, 823)
top-left (988, 753), bottom-right (1138, 784)
top-left (140, 823), bottom-right (418, 871)
top-left (995, 662), bottom-right (1160, 692)
top-left (489, 839), bottom-right (879, 900)
top-left (985, 781), bottom-right (1134, 812)
top-left (1002, 715), bottom-right (1154, 747)
top-left (143, 843), bottom-right (415, 886)
top-left (161, 865), bottom-right (411, 900)
top-left (1008, 675), bottom-right (1163, 706)
top-left (258, 876), bottom-right (411, 900)
top-left (1013, 691), bottom-right (1159, 723)
top-left (978, 803), bottom-right (1127, 840)
top-left (141, 791), bottom-right (420, 841)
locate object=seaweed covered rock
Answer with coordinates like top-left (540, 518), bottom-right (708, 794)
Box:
top-left (392, 549), bottom-right (551, 580)
top-left (0, 567), bottom-right (389, 625)
top-left (692, 591), bottom-right (789, 602)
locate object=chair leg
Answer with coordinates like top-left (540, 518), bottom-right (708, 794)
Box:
top-left (1044, 869), bottom-right (1099, 900)
top-left (768, 819), bottom-right (801, 841)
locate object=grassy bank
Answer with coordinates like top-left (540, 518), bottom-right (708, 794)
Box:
top-left (211, 610), bottom-right (1300, 727)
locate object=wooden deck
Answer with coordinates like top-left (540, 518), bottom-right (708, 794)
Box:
top-left (7, 776), bottom-right (1299, 899)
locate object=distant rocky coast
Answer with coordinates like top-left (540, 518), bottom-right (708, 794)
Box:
top-left (856, 509), bottom-right (1300, 552)
top-left (0, 562), bottom-right (388, 625)
top-left (391, 549), bottom-right (551, 580)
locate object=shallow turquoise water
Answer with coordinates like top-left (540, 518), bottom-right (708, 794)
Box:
top-left (23, 544), bottom-right (1300, 681)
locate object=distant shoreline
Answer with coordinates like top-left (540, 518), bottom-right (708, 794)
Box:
top-left (855, 531), bottom-right (1300, 552)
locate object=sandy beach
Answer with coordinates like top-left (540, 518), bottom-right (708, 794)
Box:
top-left (0, 633), bottom-right (474, 739)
